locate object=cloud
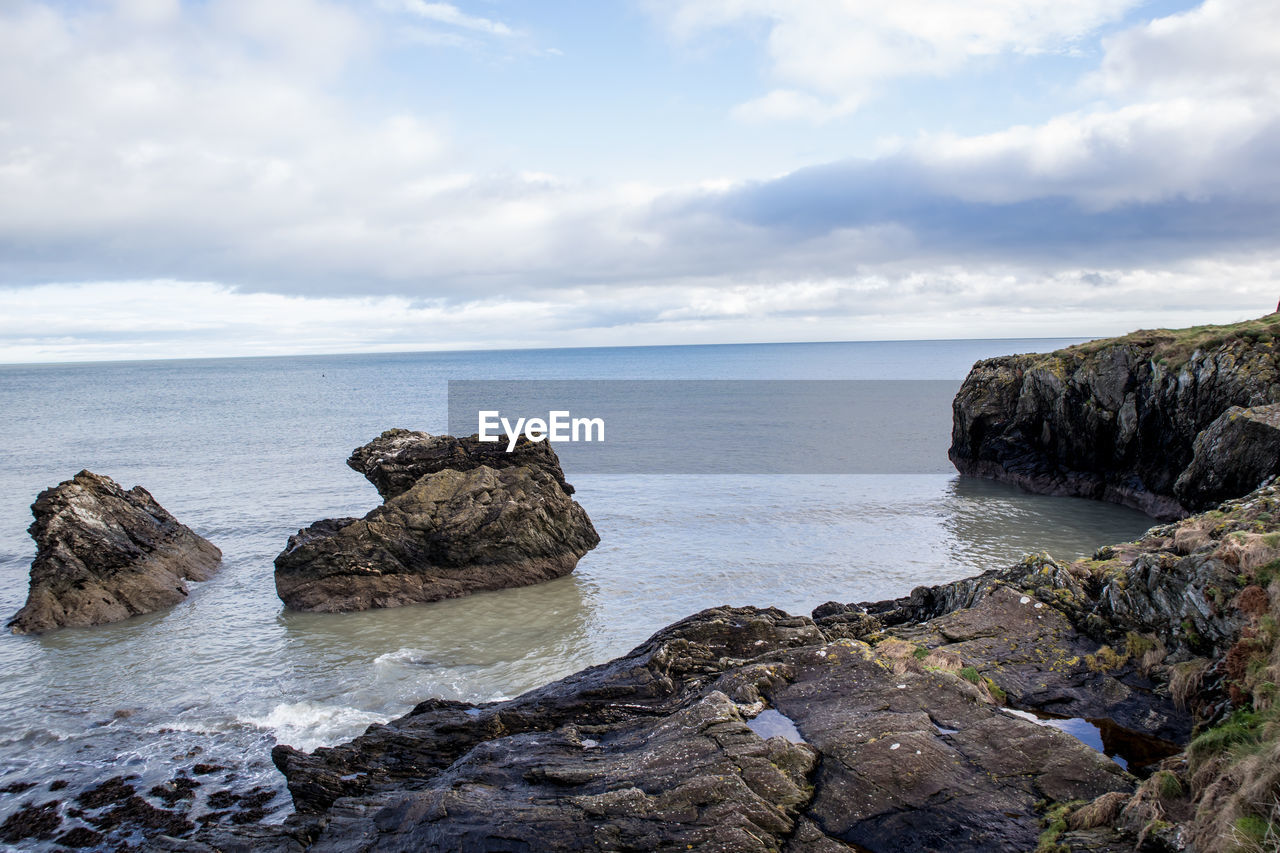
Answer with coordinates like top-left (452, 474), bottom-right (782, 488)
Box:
top-left (2, 257), bottom-right (1275, 362)
top-left (0, 0), bottom-right (1278, 361)
top-left (692, 0), bottom-right (1280, 265)
top-left (391, 0), bottom-right (517, 37)
top-left (1094, 0), bottom-right (1280, 99)
top-left (730, 89), bottom-right (863, 124)
top-left (648, 0), bottom-right (1140, 120)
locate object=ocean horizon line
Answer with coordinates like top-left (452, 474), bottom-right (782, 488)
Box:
top-left (0, 334), bottom-right (1095, 370)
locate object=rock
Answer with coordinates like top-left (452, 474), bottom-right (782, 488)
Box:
top-left (1174, 404), bottom-right (1280, 511)
top-left (242, 604), bottom-right (1132, 852)
top-left (274, 433), bottom-right (599, 613)
top-left (8, 470), bottom-right (221, 634)
top-left (347, 428), bottom-right (575, 499)
top-left (810, 600), bottom-right (882, 639)
top-left (949, 316), bottom-right (1280, 519)
top-left (0, 800), bottom-right (61, 844)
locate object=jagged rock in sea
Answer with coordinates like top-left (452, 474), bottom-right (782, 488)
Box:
top-left (7, 470), bottom-right (221, 635)
top-left (274, 431), bottom-right (599, 613)
top-left (1174, 403), bottom-right (1280, 511)
top-left (949, 314), bottom-right (1280, 519)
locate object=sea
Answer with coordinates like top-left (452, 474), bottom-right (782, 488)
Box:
top-left (0, 340), bottom-right (1157, 836)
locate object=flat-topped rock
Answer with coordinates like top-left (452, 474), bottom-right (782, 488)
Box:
top-left (8, 470), bottom-right (222, 634)
top-left (275, 432), bottom-right (598, 613)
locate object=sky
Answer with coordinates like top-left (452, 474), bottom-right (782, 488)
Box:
top-left (1, 0), bottom-right (1278, 362)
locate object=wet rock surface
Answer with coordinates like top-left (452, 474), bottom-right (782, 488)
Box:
top-left (0, 767), bottom-right (282, 851)
top-left (275, 431), bottom-right (599, 613)
top-left (197, 591), bottom-right (1152, 851)
top-left (948, 317), bottom-right (1280, 519)
top-left (8, 470), bottom-right (222, 634)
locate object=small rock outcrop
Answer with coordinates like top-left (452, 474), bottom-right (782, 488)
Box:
top-left (8, 470), bottom-right (222, 635)
top-left (949, 315), bottom-right (1280, 519)
top-left (274, 431), bottom-right (599, 613)
top-left (1174, 403), bottom-right (1280, 510)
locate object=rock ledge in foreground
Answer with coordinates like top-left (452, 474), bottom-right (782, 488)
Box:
top-left (8, 470), bottom-right (222, 634)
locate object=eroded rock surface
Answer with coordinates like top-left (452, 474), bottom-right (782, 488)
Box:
top-left (8, 470), bottom-right (221, 634)
top-left (252, 605), bottom-right (1129, 853)
top-left (274, 431), bottom-right (598, 612)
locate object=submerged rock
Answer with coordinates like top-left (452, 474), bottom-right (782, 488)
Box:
top-left (274, 431), bottom-right (598, 613)
top-left (8, 471), bottom-right (221, 634)
top-left (949, 315), bottom-right (1280, 519)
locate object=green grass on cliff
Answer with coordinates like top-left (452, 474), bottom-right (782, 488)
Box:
top-left (1056, 313), bottom-right (1280, 368)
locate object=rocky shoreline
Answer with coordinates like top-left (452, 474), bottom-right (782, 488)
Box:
top-left (5, 316), bottom-right (1280, 851)
top-left (141, 479), bottom-right (1267, 852)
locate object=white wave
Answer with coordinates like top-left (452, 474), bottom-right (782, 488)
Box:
top-left (241, 702), bottom-right (390, 751)
top-left (373, 647), bottom-right (436, 668)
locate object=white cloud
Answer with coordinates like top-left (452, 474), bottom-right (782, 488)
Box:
top-left (1095, 0), bottom-right (1280, 98)
top-left (877, 0), bottom-right (1280, 211)
top-left (393, 0), bottom-right (516, 37)
top-left (649, 0), bottom-right (1140, 120)
top-left (730, 89), bottom-right (862, 124)
top-left (2, 257), bottom-right (1275, 362)
top-left (905, 97), bottom-right (1278, 210)
top-left (0, 0), bottom-right (1278, 362)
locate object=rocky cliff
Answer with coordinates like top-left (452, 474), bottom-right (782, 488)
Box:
top-left (8, 470), bottom-right (222, 634)
top-left (274, 430), bottom-right (599, 613)
top-left (949, 314), bottom-right (1280, 519)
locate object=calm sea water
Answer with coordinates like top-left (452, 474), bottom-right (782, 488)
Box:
top-left (0, 340), bottom-right (1155, 833)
